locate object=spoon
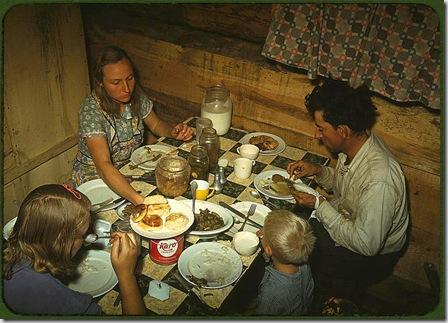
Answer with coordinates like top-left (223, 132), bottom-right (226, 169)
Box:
top-left (191, 181), bottom-right (198, 215)
top-left (84, 233), bottom-right (111, 244)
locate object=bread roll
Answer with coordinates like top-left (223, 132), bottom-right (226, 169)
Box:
top-left (139, 214), bottom-right (163, 230)
top-left (165, 212), bottom-right (188, 230)
top-left (131, 204), bottom-right (149, 222)
top-left (144, 194), bottom-right (168, 205)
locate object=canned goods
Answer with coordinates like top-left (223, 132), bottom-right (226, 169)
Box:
top-left (149, 234), bottom-right (184, 265)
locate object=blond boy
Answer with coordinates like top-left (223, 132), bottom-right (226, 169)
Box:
top-left (255, 210), bottom-right (316, 315)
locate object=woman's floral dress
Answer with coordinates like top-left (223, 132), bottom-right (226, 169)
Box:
top-left (72, 91), bottom-right (152, 186)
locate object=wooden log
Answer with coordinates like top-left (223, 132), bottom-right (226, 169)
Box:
top-left (81, 4), bottom-right (272, 44)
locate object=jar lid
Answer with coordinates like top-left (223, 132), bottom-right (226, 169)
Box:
top-left (157, 155), bottom-right (189, 173)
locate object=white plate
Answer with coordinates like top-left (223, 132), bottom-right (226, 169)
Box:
top-left (240, 132), bottom-right (286, 155)
top-left (77, 179), bottom-right (125, 211)
top-left (229, 202), bottom-right (270, 234)
top-left (178, 242), bottom-right (242, 289)
top-left (130, 144), bottom-right (173, 171)
top-left (181, 200), bottom-right (234, 236)
top-left (68, 250), bottom-right (118, 298)
top-left (254, 169), bottom-right (306, 200)
top-left (130, 199), bottom-right (194, 239)
top-left (3, 217), bottom-right (17, 240)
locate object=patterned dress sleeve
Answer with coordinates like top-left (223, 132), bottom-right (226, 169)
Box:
top-left (79, 98), bottom-right (107, 139)
top-left (140, 94), bottom-right (153, 120)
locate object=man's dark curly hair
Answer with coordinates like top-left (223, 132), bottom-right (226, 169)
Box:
top-left (305, 78), bottom-right (377, 133)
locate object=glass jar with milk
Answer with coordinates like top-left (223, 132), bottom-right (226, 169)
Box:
top-left (201, 85), bottom-right (232, 135)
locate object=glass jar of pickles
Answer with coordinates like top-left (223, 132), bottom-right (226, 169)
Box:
top-left (188, 144), bottom-right (209, 181)
top-left (199, 127), bottom-right (220, 172)
top-left (155, 156), bottom-right (191, 197)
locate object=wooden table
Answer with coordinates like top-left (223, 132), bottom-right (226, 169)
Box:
top-left (93, 117), bottom-right (330, 316)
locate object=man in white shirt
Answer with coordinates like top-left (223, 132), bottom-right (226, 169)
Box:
top-left (287, 79), bottom-right (409, 301)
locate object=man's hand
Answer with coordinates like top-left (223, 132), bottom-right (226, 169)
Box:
top-left (171, 123), bottom-right (193, 141)
top-left (290, 190), bottom-right (317, 209)
top-left (287, 160), bottom-right (322, 180)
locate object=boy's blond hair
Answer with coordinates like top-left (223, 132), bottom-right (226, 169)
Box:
top-left (263, 210), bottom-right (316, 265)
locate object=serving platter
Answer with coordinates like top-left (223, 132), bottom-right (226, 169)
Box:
top-left (178, 242), bottom-right (242, 289)
top-left (68, 250), bottom-right (118, 298)
top-left (254, 169), bottom-right (318, 200)
top-left (181, 200), bottom-right (234, 236)
top-left (77, 179), bottom-right (125, 211)
top-left (240, 132), bottom-right (286, 156)
top-left (130, 144), bottom-right (173, 171)
top-left (130, 199), bottom-right (194, 239)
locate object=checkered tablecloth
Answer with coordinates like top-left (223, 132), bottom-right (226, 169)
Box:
top-left (93, 117), bottom-right (330, 316)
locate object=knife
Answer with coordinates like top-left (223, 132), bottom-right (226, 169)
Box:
top-left (91, 196), bottom-right (127, 213)
top-left (218, 201), bottom-right (263, 229)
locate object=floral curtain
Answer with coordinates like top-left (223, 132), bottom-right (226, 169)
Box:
top-left (262, 4), bottom-right (441, 110)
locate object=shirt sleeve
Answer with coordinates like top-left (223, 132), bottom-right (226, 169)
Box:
top-left (314, 165), bottom-right (334, 191)
top-left (79, 100), bottom-right (107, 139)
top-left (316, 181), bottom-right (397, 256)
top-left (140, 95), bottom-right (153, 119)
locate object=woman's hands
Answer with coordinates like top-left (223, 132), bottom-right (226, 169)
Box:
top-left (287, 160), bottom-right (322, 180)
top-left (171, 123), bottom-right (193, 141)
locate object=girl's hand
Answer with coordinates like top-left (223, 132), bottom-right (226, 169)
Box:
top-left (110, 232), bottom-right (139, 279)
top-left (171, 123), bottom-right (193, 141)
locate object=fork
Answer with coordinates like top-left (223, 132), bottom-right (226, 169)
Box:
top-left (129, 153), bottom-right (162, 169)
top-left (239, 204), bottom-right (257, 232)
top-left (90, 197), bottom-right (113, 209)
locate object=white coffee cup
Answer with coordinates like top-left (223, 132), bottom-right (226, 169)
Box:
top-left (237, 144), bottom-right (260, 160)
top-left (232, 231), bottom-right (260, 256)
top-left (234, 157), bottom-right (255, 179)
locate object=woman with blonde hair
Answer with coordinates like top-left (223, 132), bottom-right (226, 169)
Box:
top-left (3, 184), bottom-right (145, 315)
top-left (72, 45), bottom-right (193, 205)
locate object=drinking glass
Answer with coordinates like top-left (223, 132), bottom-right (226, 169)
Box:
top-left (196, 117), bottom-right (213, 143)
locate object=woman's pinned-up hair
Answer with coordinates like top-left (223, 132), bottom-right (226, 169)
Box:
top-left (93, 45), bottom-right (144, 117)
top-left (3, 184), bottom-right (91, 281)
top-left (263, 210), bottom-right (316, 265)
top-left (305, 77), bottom-right (378, 133)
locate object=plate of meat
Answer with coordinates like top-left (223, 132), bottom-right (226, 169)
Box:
top-left (240, 132), bottom-right (286, 155)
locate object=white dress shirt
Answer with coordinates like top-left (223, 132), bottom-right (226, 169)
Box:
top-left (314, 133), bottom-right (409, 256)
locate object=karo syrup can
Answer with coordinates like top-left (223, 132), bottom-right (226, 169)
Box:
top-left (149, 234), bottom-right (184, 265)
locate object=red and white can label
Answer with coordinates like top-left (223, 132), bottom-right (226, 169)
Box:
top-left (157, 238), bottom-right (178, 257)
top-left (149, 235), bottom-right (184, 265)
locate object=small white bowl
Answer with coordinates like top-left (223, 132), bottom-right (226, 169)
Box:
top-left (237, 144), bottom-right (260, 160)
top-left (232, 231), bottom-right (260, 256)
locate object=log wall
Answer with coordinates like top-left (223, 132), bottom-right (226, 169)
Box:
top-left (3, 5), bottom-right (89, 221)
top-left (81, 4), bottom-right (441, 288)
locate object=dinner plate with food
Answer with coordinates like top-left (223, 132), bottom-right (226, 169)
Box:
top-left (254, 169), bottom-right (318, 200)
top-left (129, 195), bottom-right (194, 239)
top-left (68, 249), bottom-right (118, 298)
top-left (177, 242), bottom-right (242, 289)
top-left (180, 200), bottom-right (234, 236)
top-left (77, 179), bottom-right (126, 212)
top-left (130, 144), bottom-right (175, 171)
top-left (240, 132), bottom-right (286, 155)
